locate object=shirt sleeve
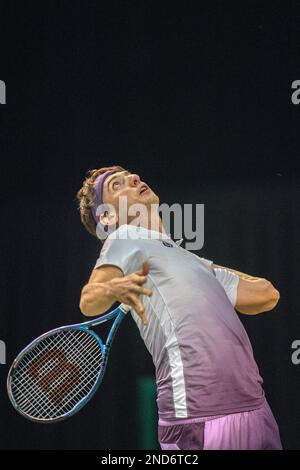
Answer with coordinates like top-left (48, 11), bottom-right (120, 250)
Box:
top-left (198, 256), bottom-right (214, 270)
top-left (193, 255), bottom-right (239, 306)
top-left (94, 236), bottom-right (147, 276)
top-left (213, 268), bottom-right (240, 307)
top-left (191, 253), bottom-right (215, 272)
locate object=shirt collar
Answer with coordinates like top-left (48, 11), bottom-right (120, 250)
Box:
top-left (110, 224), bottom-right (172, 241)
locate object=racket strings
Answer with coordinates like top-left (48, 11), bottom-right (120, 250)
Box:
top-left (12, 333), bottom-right (102, 418)
top-left (16, 332), bottom-right (100, 400)
top-left (13, 332), bottom-right (96, 399)
top-left (15, 339), bottom-right (101, 416)
top-left (14, 330), bottom-right (96, 389)
top-left (9, 329), bottom-right (104, 420)
top-left (13, 331), bottom-right (101, 411)
top-left (27, 338), bottom-right (103, 412)
top-left (14, 342), bottom-right (101, 416)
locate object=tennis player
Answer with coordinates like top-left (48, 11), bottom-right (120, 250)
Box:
top-left (77, 165), bottom-right (282, 450)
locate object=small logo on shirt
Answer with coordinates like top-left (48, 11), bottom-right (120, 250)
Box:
top-left (161, 241), bottom-right (173, 248)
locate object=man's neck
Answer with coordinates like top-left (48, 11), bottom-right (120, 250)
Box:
top-left (128, 210), bottom-right (166, 234)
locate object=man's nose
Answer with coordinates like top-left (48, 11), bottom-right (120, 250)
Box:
top-left (128, 174), bottom-right (140, 187)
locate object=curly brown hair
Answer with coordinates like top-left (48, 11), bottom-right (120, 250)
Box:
top-left (76, 165), bottom-right (126, 238)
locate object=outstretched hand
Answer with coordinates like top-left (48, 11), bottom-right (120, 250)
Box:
top-left (108, 261), bottom-right (152, 325)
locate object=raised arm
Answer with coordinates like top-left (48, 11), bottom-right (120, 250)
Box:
top-left (212, 264), bottom-right (280, 315)
top-left (79, 261), bottom-right (152, 324)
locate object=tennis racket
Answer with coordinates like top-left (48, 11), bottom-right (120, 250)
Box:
top-left (7, 303), bottom-right (130, 423)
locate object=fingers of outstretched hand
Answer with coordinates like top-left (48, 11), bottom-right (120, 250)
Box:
top-left (136, 261), bottom-right (150, 277)
top-left (126, 293), bottom-right (148, 325)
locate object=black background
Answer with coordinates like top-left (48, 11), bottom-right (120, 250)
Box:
top-left (0, 1), bottom-right (299, 449)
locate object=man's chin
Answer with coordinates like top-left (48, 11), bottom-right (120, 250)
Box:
top-left (140, 194), bottom-right (159, 206)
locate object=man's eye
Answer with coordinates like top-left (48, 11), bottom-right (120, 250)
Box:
top-left (112, 181), bottom-right (120, 190)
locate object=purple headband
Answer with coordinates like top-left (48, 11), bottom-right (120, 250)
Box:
top-left (91, 170), bottom-right (118, 224)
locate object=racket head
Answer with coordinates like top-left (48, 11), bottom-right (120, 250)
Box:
top-left (7, 326), bottom-right (106, 423)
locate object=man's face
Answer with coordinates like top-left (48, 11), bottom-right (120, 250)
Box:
top-left (102, 170), bottom-right (159, 224)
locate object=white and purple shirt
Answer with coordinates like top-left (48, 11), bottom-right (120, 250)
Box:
top-left (94, 225), bottom-right (265, 421)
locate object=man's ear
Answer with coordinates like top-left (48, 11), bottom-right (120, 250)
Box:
top-left (99, 210), bottom-right (118, 227)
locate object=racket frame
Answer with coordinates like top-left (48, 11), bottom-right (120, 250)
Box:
top-left (7, 303), bottom-right (130, 423)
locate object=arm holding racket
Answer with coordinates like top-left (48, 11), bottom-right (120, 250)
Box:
top-left (80, 261), bottom-right (152, 325)
top-left (7, 253), bottom-right (153, 422)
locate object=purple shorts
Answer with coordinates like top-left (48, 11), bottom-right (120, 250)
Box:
top-left (158, 399), bottom-right (282, 450)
